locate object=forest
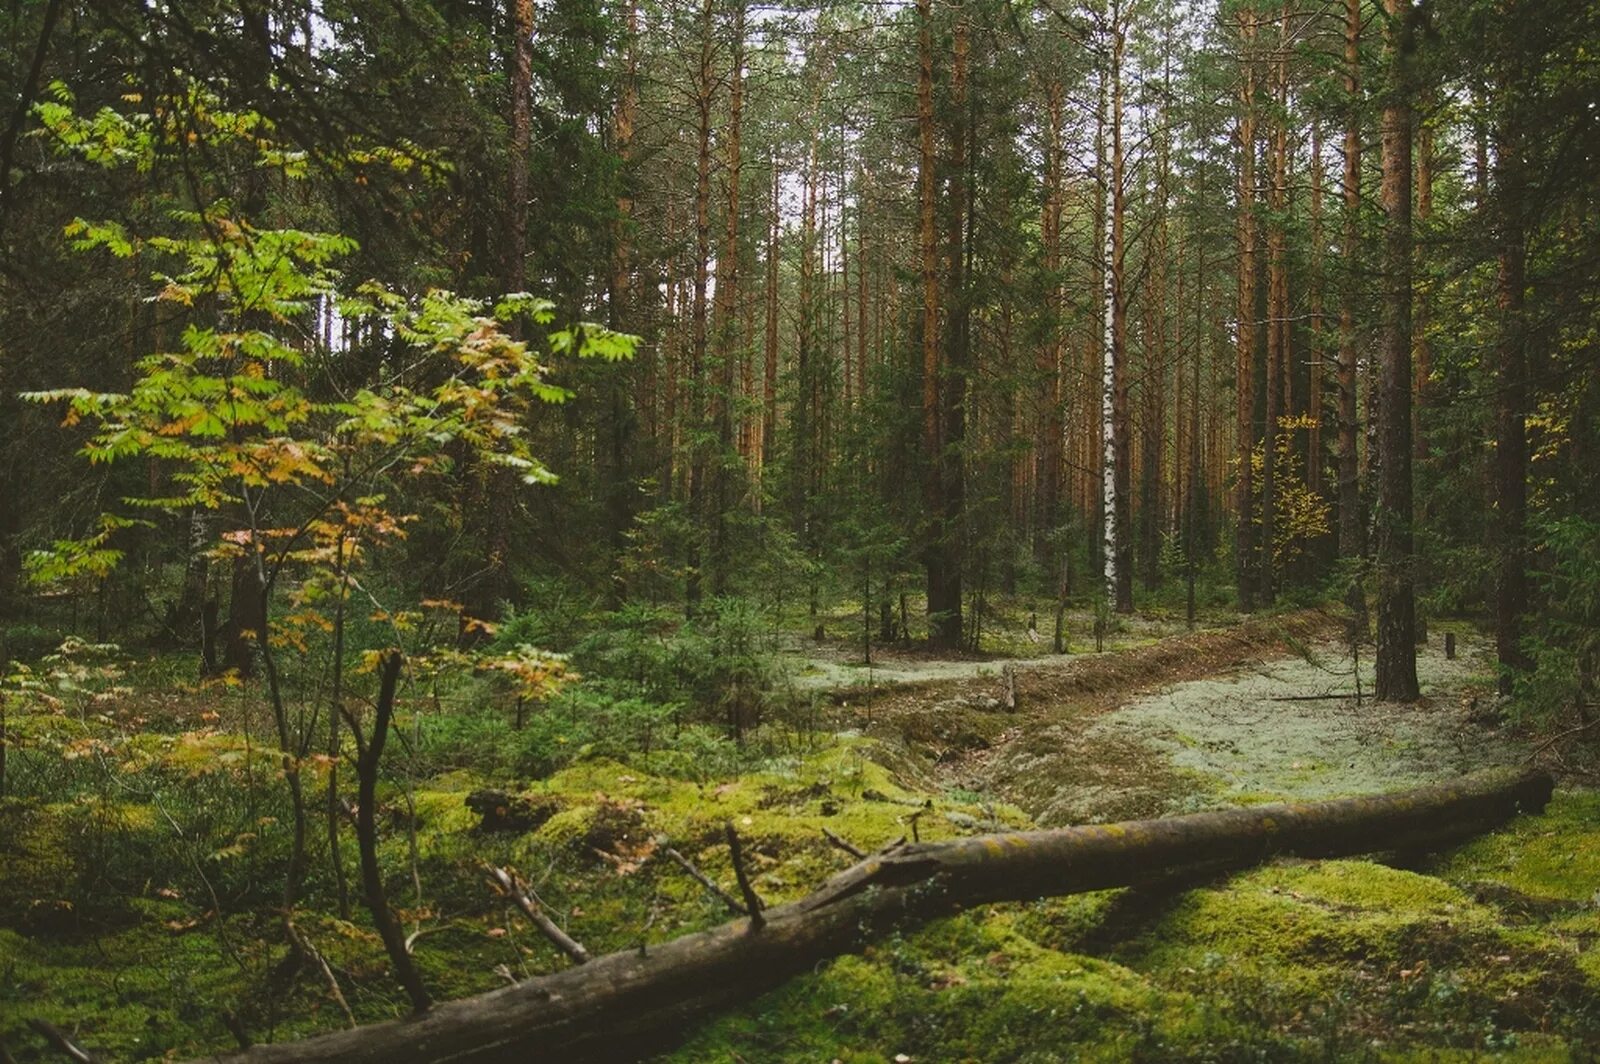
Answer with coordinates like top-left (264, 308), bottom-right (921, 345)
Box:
top-left (0, 0), bottom-right (1598, 1060)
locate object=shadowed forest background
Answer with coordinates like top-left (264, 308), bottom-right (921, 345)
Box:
top-left (0, 0), bottom-right (1598, 1060)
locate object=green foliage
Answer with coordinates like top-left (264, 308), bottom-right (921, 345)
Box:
top-left (1513, 516), bottom-right (1600, 723)
top-left (565, 596), bottom-right (779, 740)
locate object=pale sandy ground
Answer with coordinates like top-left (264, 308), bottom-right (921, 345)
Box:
top-left (976, 631), bottom-right (1523, 826)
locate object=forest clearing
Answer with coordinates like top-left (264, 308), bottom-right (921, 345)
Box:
top-left (1, 0), bottom-right (1598, 1060)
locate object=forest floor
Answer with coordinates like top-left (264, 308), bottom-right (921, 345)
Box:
top-left (675, 610), bottom-right (1600, 1062)
top-left (3, 608), bottom-right (1597, 1062)
top-left (826, 608), bottom-right (1525, 824)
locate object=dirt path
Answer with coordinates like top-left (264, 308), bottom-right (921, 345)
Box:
top-left (830, 609), bottom-right (1523, 828)
top-left (781, 612), bottom-right (1203, 691)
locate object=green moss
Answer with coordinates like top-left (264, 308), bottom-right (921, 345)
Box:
top-left (1439, 791), bottom-right (1600, 903)
top-left (7, 680), bottom-right (1600, 1064)
top-left (668, 908), bottom-right (1280, 1063)
top-left (0, 800), bottom-right (76, 924)
top-left (0, 919), bottom-right (255, 1061)
top-left (1378, 1042), bottom-right (1575, 1063)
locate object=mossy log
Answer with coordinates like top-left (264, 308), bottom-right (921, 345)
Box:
top-left (200, 767), bottom-right (1552, 1064)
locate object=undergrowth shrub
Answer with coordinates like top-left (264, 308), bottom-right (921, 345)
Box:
top-left (1514, 514), bottom-right (1600, 724)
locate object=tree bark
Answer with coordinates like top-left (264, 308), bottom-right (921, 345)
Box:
top-left (506, 0), bottom-right (532, 295)
top-left (915, 0), bottom-right (958, 648)
top-left (1035, 75), bottom-right (1065, 569)
top-left (1309, 122), bottom-right (1325, 502)
top-left (353, 652), bottom-right (431, 1014)
top-left (1492, 93), bottom-right (1531, 694)
top-left (604, 0), bottom-right (639, 603)
top-left (1261, 2), bottom-right (1289, 605)
top-left (1374, 0), bottom-right (1420, 702)
top-left (196, 767), bottom-right (1553, 1064)
top-left (1412, 108), bottom-right (1432, 463)
top-left (932, 14), bottom-right (970, 646)
top-left (1107, 10), bottom-right (1132, 616)
top-left (684, 0), bottom-right (716, 613)
top-left (1336, 0), bottom-right (1363, 559)
top-left (760, 151), bottom-right (780, 491)
top-left (1234, 9), bottom-right (1259, 610)
top-left (708, 0), bottom-right (744, 597)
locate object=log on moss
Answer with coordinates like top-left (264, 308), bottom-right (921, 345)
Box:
top-left (202, 767), bottom-right (1552, 1064)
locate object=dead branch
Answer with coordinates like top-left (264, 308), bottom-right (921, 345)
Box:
top-left (485, 865), bottom-right (590, 966)
top-left (820, 827), bottom-right (865, 859)
top-left (662, 844), bottom-right (746, 916)
top-left (186, 767), bottom-right (1553, 1064)
top-left (724, 823), bottom-right (765, 928)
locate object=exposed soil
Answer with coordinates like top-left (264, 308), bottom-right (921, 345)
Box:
top-left (826, 609), bottom-right (1525, 826)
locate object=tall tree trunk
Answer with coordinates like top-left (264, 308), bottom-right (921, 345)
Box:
top-left (507, 0), bottom-right (532, 294)
top-left (1374, 0), bottom-right (1420, 702)
top-left (1108, 14), bottom-right (1132, 617)
top-left (1412, 109), bottom-right (1432, 462)
top-left (685, 0), bottom-right (715, 613)
top-left (1089, 92), bottom-right (1107, 584)
top-left (915, 0), bottom-right (952, 647)
top-left (1187, 232), bottom-right (1206, 624)
top-left (1234, 9), bottom-right (1259, 610)
top-left (1139, 99), bottom-right (1169, 595)
top-left (1492, 97), bottom-right (1531, 694)
top-left (1309, 121), bottom-right (1325, 503)
top-left (933, 14), bottom-right (970, 646)
top-left (856, 169), bottom-right (869, 407)
top-left (709, 0), bottom-right (744, 597)
top-left (1089, 10), bottom-right (1134, 615)
top-left (1261, 3), bottom-right (1289, 604)
top-left (839, 113), bottom-right (853, 412)
top-left (605, 0), bottom-right (640, 603)
top-left (463, 0), bottom-right (536, 627)
top-left (794, 137), bottom-right (818, 529)
top-left (760, 152), bottom-right (780, 495)
top-left (1336, 0), bottom-right (1363, 559)
top-left (1035, 75), bottom-right (1065, 568)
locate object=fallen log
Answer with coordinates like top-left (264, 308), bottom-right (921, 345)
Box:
top-left (194, 767), bottom-right (1552, 1064)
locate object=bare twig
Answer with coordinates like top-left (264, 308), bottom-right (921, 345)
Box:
top-left (724, 823), bottom-right (766, 929)
top-left (876, 835), bottom-right (908, 855)
top-left (821, 827), bottom-right (865, 859)
top-left (24, 1020), bottom-right (96, 1064)
top-left (1526, 717), bottom-right (1600, 761)
top-left (484, 865), bottom-right (590, 966)
top-left (284, 919), bottom-right (357, 1029)
top-left (662, 845), bottom-right (746, 916)
top-left (906, 805), bottom-right (929, 843)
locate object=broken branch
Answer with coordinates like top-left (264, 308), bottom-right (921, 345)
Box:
top-left (485, 865), bottom-right (590, 966)
top-left (724, 822), bottom-right (765, 929)
top-left (820, 827), bottom-right (865, 859)
top-left (662, 844), bottom-right (746, 916)
top-left (187, 767), bottom-right (1553, 1064)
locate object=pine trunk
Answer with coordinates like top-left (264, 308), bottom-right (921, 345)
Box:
top-left (1374, 0), bottom-right (1420, 702)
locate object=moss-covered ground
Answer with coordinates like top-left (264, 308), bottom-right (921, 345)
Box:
top-left (2, 619), bottom-right (1596, 1062)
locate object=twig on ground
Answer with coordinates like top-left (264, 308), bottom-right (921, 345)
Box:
top-left (484, 865), bottom-right (590, 965)
top-left (284, 919), bottom-right (356, 1029)
top-left (821, 827), bottom-right (865, 859)
top-left (25, 1020), bottom-right (97, 1064)
top-left (1526, 717), bottom-right (1600, 761)
top-left (724, 823), bottom-right (766, 928)
top-left (661, 844), bottom-right (747, 916)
